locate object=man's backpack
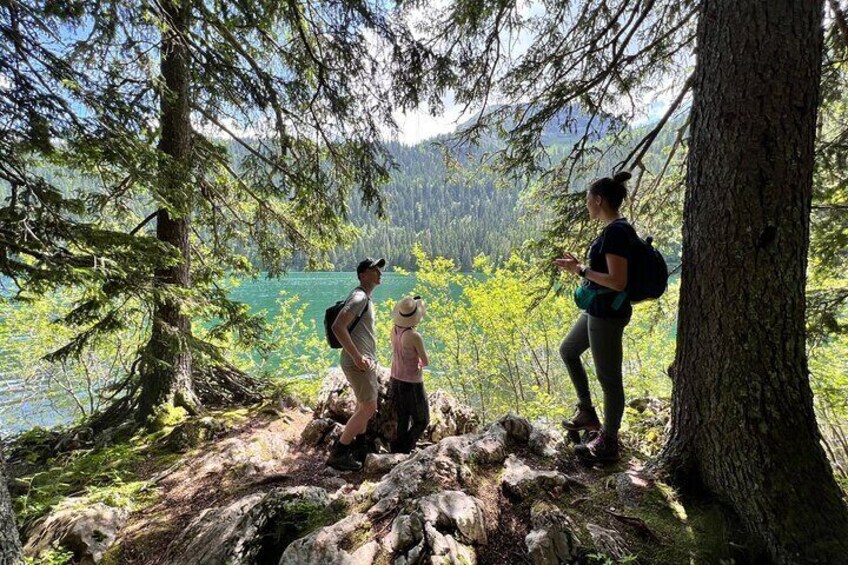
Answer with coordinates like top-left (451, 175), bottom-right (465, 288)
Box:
top-left (626, 233), bottom-right (669, 303)
top-left (324, 287), bottom-right (370, 349)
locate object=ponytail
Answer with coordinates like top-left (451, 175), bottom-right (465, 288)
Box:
top-left (588, 171), bottom-right (631, 210)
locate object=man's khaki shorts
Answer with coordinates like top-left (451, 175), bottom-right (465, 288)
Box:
top-left (341, 364), bottom-right (379, 403)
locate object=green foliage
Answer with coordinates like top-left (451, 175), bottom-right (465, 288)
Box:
top-left (269, 497), bottom-right (347, 551)
top-left (149, 404), bottom-right (189, 431)
top-left (261, 293), bottom-right (337, 383)
top-left (23, 548), bottom-right (75, 565)
top-left (0, 290), bottom-right (142, 428)
top-left (587, 553), bottom-right (638, 565)
top-left (408, 247), bottom-right (676, 424)
top-left (809, 24), bottom-right (848, 339)
top-left (11, 435), bottom-right (168, 529)
top-left (324, 141), bottom-right (539, 270)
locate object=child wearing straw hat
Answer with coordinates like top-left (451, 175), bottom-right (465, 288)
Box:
top-left (389, 295), bottom-right (430, 454)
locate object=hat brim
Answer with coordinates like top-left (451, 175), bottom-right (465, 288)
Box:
top-left (391, 299), bottom-right (425, 328)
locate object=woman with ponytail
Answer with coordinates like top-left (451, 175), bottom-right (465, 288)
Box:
top-left (554, 171), bottom-right (636, 464)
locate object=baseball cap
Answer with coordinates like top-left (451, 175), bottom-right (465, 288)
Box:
top-left (356, 257), bottom-right (386, 275)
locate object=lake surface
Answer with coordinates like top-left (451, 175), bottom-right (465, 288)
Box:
top-left (229, 271), bottom-right (418, 324)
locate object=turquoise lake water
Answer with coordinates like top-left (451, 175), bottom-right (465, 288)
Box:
top-left (229, 271), bottom-right (418, 325)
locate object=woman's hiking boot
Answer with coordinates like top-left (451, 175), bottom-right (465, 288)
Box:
top-left (326, 439), bottom-right (362, 472)
top-left (562, 404), bottom-right (601, 444)
top-left (574, 431), bottom-right (620, 464)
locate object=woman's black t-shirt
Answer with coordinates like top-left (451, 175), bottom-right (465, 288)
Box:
top-left (586, 218), bottom-right (633, 320)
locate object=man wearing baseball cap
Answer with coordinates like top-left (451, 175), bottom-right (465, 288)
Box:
top-left (327, 257), bottom-right (386, 471)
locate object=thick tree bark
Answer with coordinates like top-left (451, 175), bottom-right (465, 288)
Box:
top-left (663, 0), bottom-right (848, 562)
top-left (0, 450), bottom-right (22, 565)
top-left (139, 0), bottom-right (201, 420)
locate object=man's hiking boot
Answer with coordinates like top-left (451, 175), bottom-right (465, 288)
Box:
top-left (326, 440), bottom-right (362, 472)
top-left (562, 404), bottom-right (601, 444)
top-left (574, 431), bottom-right (621, 464)
top-left (350, 435), bottom-right (371, 463)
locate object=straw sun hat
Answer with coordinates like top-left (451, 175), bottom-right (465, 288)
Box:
top-left (391, 296), bottom-right (426, 328)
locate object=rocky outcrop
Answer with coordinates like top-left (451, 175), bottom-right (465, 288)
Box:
top-left (362, 417), bottom-right (517, 520)
top-left (363, 453), bottom-right (409, 474)
top-left (163, 493), bottom-right (266, 565)
top-left (163, 416), bottom-right (227, 452)
top-left (501, 455), bottom-right (584, 502)
top-left (305, 367), bottom-right (479, 451)
top-left (193, 428), bottom-right (290, 477)
top-left (529, 419), bottom-right (566, 458)
top-left (23, 501), bottom-right (129, 565)
top-left (165, 486), bottom-right (339, 565)
top-left (300, 418), bottom-right (343, 448)
top-left (283, 414), bottom-right (533, 564)
top-left (525, 501), bottom-right (580, 565)
top-left (12, 401), bottom-right (692, 565)
top-left (279, 512), bottom-right (380, 565)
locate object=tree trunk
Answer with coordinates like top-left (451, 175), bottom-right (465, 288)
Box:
top-left (139, 0), bottom-right (200, 420)
top-left (0, 450), bottom-right (22, 565)
top-left (663, 0), bottom-right (848, 562)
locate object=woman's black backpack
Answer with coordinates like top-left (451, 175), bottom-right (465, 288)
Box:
top-left (627, 233), bottom-right (669, 303)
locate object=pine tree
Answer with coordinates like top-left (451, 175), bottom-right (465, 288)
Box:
top-left (663, 1), bottom-right (848, 560)
top-left (0, 449), bottom-right (22, 565)
top-left (0, 0), bottom-right (434, 424)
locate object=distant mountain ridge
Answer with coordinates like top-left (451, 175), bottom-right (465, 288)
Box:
top-left (324, 106), bottom-right (651, 271)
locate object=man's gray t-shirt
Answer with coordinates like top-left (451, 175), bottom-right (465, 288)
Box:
top-left (339, 287), bottom-right (375, 366)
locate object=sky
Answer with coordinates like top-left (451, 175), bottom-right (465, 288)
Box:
top-left (391, 92), bottom-right (677, 146)
top-left (391, 94), bottom-right (475, 145)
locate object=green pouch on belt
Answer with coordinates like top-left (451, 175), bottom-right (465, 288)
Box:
top-left (573, 283), bottom-right (597, 310)
top-left (573, 282), bottom-right (627, 311)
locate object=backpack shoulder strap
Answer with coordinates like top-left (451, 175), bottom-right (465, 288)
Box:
top-left (349, 286), bottom-right (370, 332)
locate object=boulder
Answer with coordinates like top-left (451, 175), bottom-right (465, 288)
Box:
top-left (501, 456), bottom-right (584, 501)
top-left (24, 501), bottom-right (129, 565)
top-left (162, 493), bottom-right (265, 565)
top-left (424, 521), bottom-right (477, 565)
top-left (418, 491), bottom-right (487, 545)
top-left (524, 501), bottom-right (579, 565)
top-left (498, 413), bottom-right (532, 444)
top-left (383, 512), bottom-right (424, 554)
top-left (363, 453), bottom-right (409, 474)
top-left (313, 367), bottom-right (378, 422)
top-left (387, 491), bottom-right (486, 565)
top-left (278, 512), bottom-right (377, 565)
top-left (193, 429), bottom-right (290, 477)
top-left (467, 423), bottom-right (508, 465)
top-left (300, 418), bottom-right (343, 448)
top-left (163, 416), bottom-right (226, 452)
top-left (165, 486), bottom-right (335, 565)
top-left (426, 390), bottom-right (479, 443)
top-left (529, 419), bottom-right (566, 458)
top-left (586, 523), bottom-right (629, 561)
top-left (615, 467), bottom-right (654, 508)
